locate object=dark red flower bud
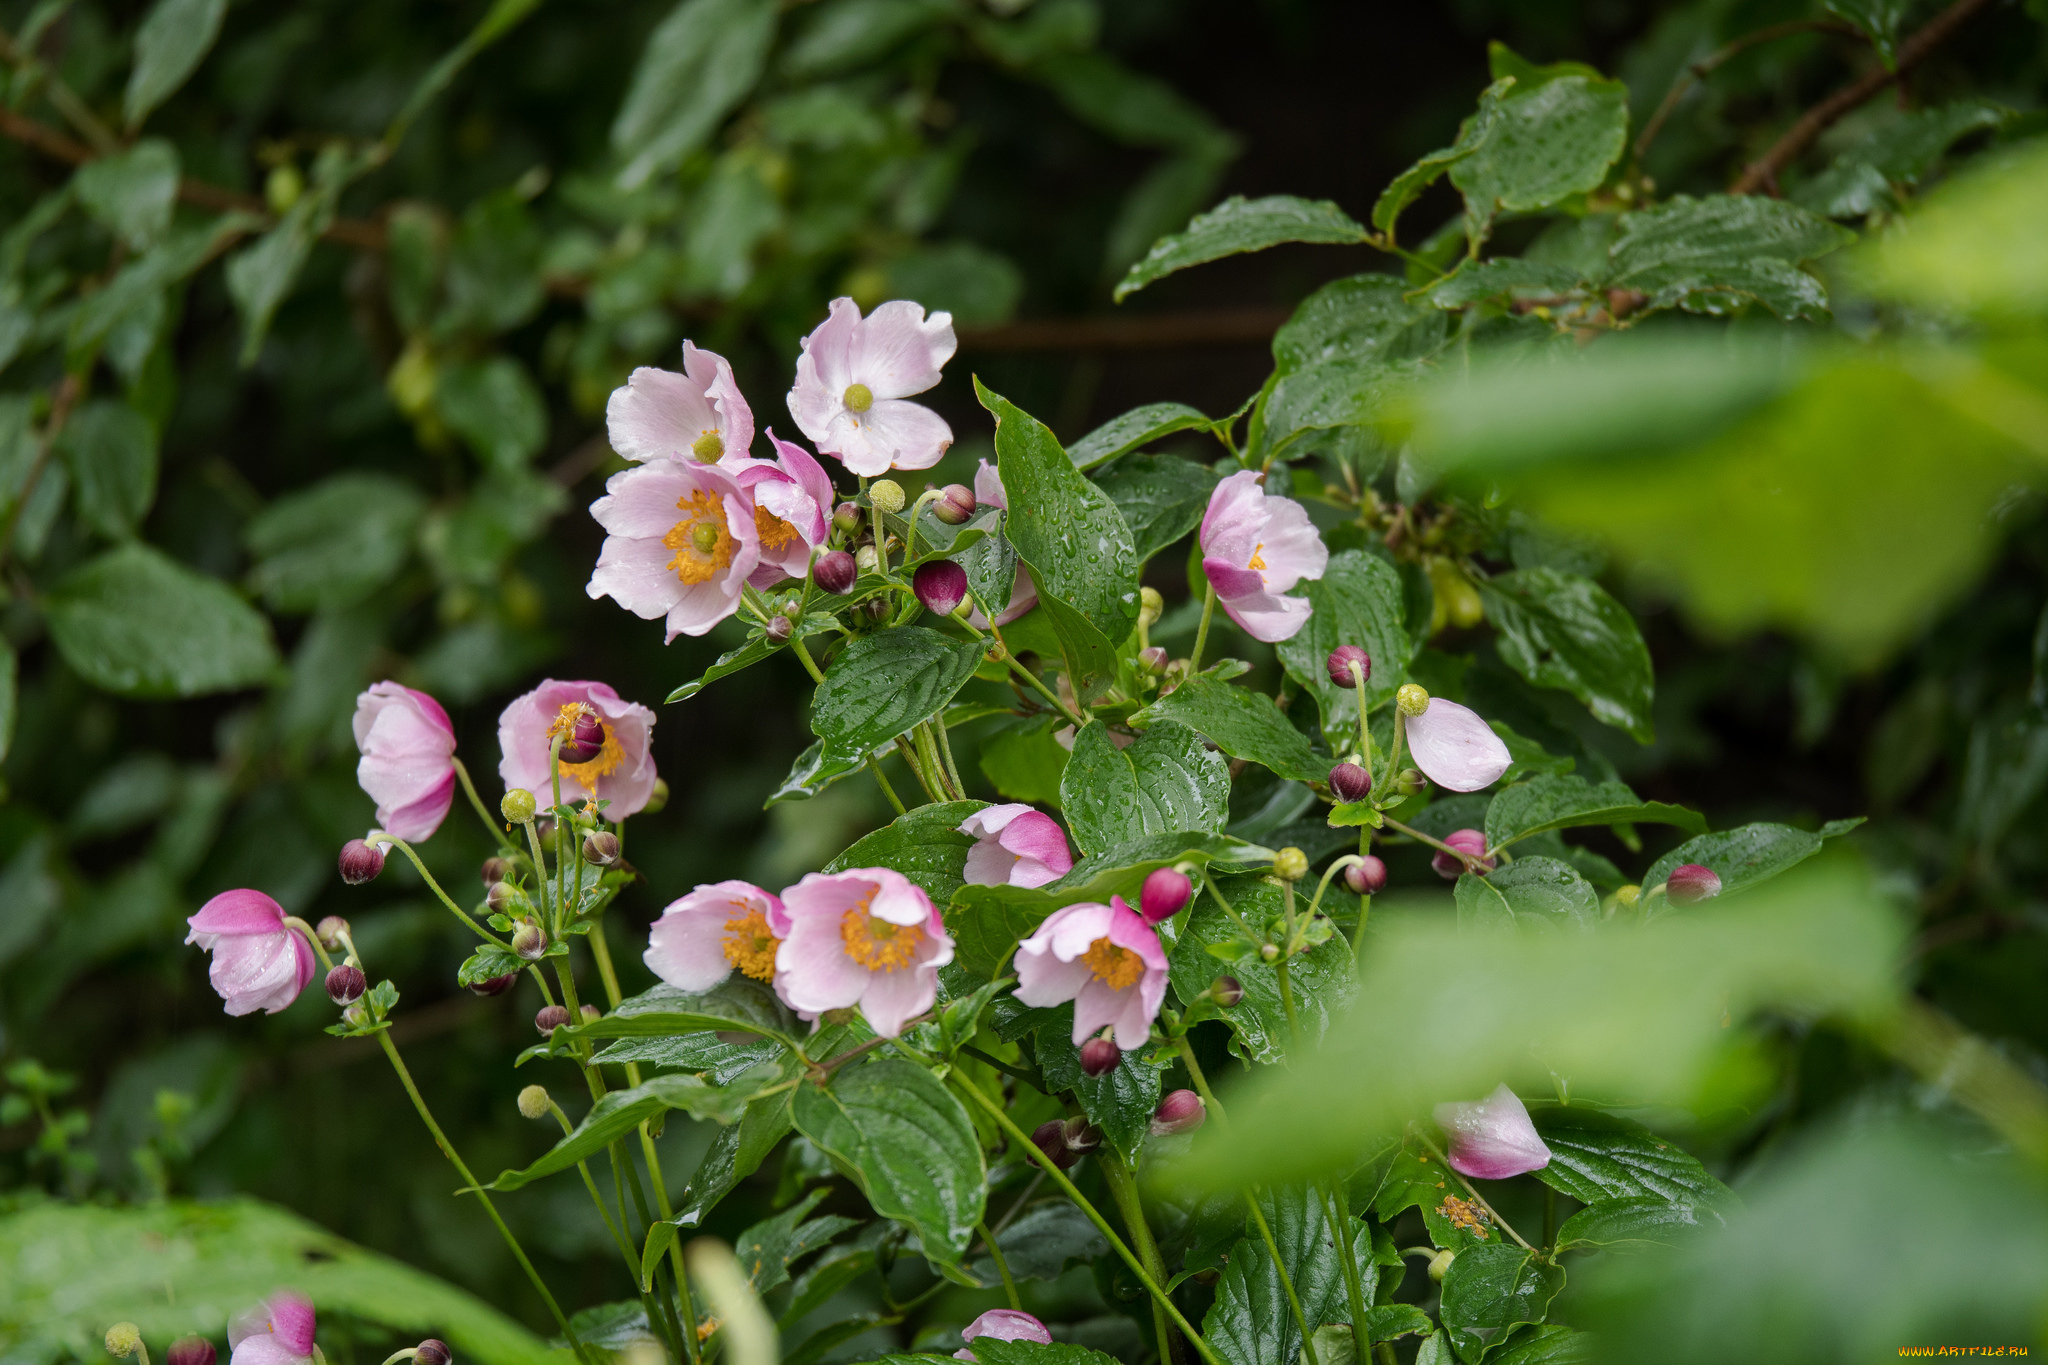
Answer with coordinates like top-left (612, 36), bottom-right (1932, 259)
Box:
top-left (167, 1339), bottom-right (216, 1365)
top-left (1666, 863), bottom-right (1723, 905)
top-left (1329, 761), bottom-right (1372, 803)
top-left (416, 1342), bottom-right (451, 1365)
top-left (534, 1004), bottom-right (571, 1034)
top-left (338, 839), bottom-right (384, 885)
top-left (1080, 1037), bottom-right (1120, 1077)
top-left (765, 614), bottom-right (793, 643)
top-left (1139, 866), bottom-right (1192, 923)
top-left (1210, 975), bottom-right (1244, 1007)
top-left (1061, 1116), bottom-right (1102, 1153)
top-left (325, 964), bottom-right (367, 1004)
top-left (833, 501), bottom-right (864, 536)
top-left (583, 831), bottom-right (621, 866)
top-left (933, 484), bottom-right (976, 525)
top-left (1432, 828), bottom-right (1494, 880)
top-left (814, 549), bottom-right (857, 595)
top-left (559, 710), bottom-right (605, 764)
top-left (1031, 1118), bottom-right (1078, 1169)
top-left (1344, 855), bottom-right (1389, 896)
top-left (913, 559), bottom-right (968, 616)
top-left (1327, 646), bottom-right (1371, 689)
top-left (481, 856), bottom-right (513, 887)
top-left (1150, 1089), bottom-right (1207, 1136)
top-left (470, 972), bottom-right (517, 997)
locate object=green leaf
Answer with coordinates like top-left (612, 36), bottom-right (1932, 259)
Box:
top-left (733, 1188), bottom-right (859, 1293)
top-left (784, 0), bottom-right (955, 79)
top-left (766, 738), bottom-right (870, 807)
top-left (1095, 454), bottom-right (1221, 563)
top-left (1116, 194), bottom-right (1368, 301)
top-left (1450, 74), bottom-right (1629, 243)
top-left (456, 944), bottom-right (523, 987)
top-left (886, 240), bottom-right (1022, 326)
top-left (1069, 402), bottom-right (1212, 470)
top-left (1272, 274), bottom-right (1448, 374)
top-left (1478, 569), bottom-right (1654, 741)
top-left (244, 474), bottom-right (428, 612)
top-left (591, 1032), bottom-right (774, 1082)
top-left (955, 508), bottom-right (1018, 619)
top-left (1639, 821), bottom-right (1858, 908)
top-left (59, 400), bottom-right (159, 540)
top-left (1553, 1196), bottom-right (1722, 1254)
top-left (124, 0), bottom-right (229, 129)
top-left (1794, 101), bottom-right (2012, 218)
top-left (970, 1341), bottom-right (1125, 1365)
top-left (491, 1069), bottom-right (776, 1190)
top-left (1167, 877), bottom-right (1356, 1065)
top-left (1371, 80), bottom-right (1510, 240)
top-left (668, 615), bottom-right (834, 702)
top-left (0, 1198), bottom-right (552, 1365)
top-left (1275, 550), bottom-right (1413, 747)
top-left (1483, 775), bottom-right (1704, 853)
top-left (823, 799), bottom-right (987, 903)
top-left (790, 1057), bottom-right (985, 1269)
top-left (1438, 1243), bottom-right (1565, 1362)
top-left (977, 380), bottom-right (1139, 646)
top-left (0, 638), bottom-right (16, 767)
top-left (1487, 1326), bottom-right (1596, 1365)
top-left (611, 0), bottom-right (778, 189)
top-left (437, 356), bottom-right (547, 470)
top-left (672, 1089), bottom-right (793, 1229)
top-left (1861, 138), bottom-right (2048, 318)
top-left (1136, 676), bottom-right (1326, 783)
top-left (559, 979), bottom-right (797, 1046)
top-left (1823, 0), bottom-right (1909, 65)
top-left (74, 140), bottom-right (181, 249)
top-left (810, 627), bottom-right (986, 757)
top-left (1202, 1184), bottom-right (1378, 1365)
top-left (970, 1200), bottom-right (1108, 1284)
top-left (1030, 586), bottom-right (1124, 705)
top-left (1257, 358), bottom-right (1417, 462)
top-left (1034, 1013), bottom-right (1164, 1158)
top-left (978, 716), bottom-right (1069, 806)
top-left (1529, 1106), bottom-right (1736, 1214)
top-left (1426, 257), bottom-right (1586, 310)
top-left (1059, 719), bottom-right (1230, 856)
top-left (46, 543), bottom-right (279, 698)
top-left (1454, 857), bottom-right (1600, 933)
top-left (1603, 195), bottom-right (1855, 321)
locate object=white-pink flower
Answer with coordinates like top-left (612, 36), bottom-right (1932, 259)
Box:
top-left (497, 679), bottom-right (659, 819)
top-left (774, 867), bottom-right (953, 1038)
top-left (587, 458), bottom-right (761, 640)
top-left (954, 1309), bottom-right (1052, 1361)
top-left (1434, 1084), bottom-right (1553, 1179)
top-left (186, 889), bottom-right (316, 1017)
top-left (1408, 698), bottom-right (1512, 792)
top-left (1199, 469), bottom-right (1328, 643)
top-left (606, 341), bottom-right (755, 468)
top-left (351, 681), bottom-right (457, 843)
top-left (960, 804), bottom-right (1073, 890)
top-left (737, 429), bottom-right (836, 588)
top-left (786, 297), bottom-right (956, 476)
top-left (644, 880), bottom-right (789, 992)
top-left (228, 1292), bottom-right (316, 1365)
top-left (966, 458), bottom-right (1037, 627)
top-left (1013, 897), bottom-right (1168, 1050)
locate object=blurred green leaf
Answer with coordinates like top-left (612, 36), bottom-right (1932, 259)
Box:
top-left (1483, 776), bottom-right (1703, 853)
top-left (823, 799), bottom-right (986, 902)
top-left (887, 241), bottom-right (1023, 327)
top-left (1136, 675), bottom-right (1327, 783)
top-left (58, 400), bottom-right (158, 540)
top-left (782, 0), bottom-right (953, 79)
top-left (1478, 569), bottom-right (1654, 740)
top-left (1115, 195), bottom-right (1368, 302)
top-left (1275, 549), bottom-right (1413, 746)
top-left (1823, 0), bottom-right (1910, 65)
top-left (811, 627), bottom-right (985, 758)
top-left (1060, 720), bottom-right (1229, 855)
top-left (245, 473), bottom-right (428, 612)
top-left (612, 0), bottom-right (778, 189)
top-left (46, 543), bottom-right (279, 698)
top-left (124, 0), bottom-right (229, 129)
top-left (1793, 101), bottom-right (2012, 218)
top-left (437, 356), bottom-right (547, 470)
top-left (74, 140), bottom-right (181, 250)
top-left (1862, 138), bottom-right (2048, 318)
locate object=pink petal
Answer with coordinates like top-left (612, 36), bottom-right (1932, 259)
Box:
top-left (1216, 585), bottom-right (1315, 644)
top-left (1013, 939), bottom-right (1092, 1008)
top-left (1245, 493), bottom-right (1328, 593)
top-left (765, 429), bottom-right (837, 520)
top-left (681, 340), bottom-right (755, 463)
top-left (590, 462), bottom-right (704, 539)
top-left (1202, 557), bottom-right (1266, 600)
top-left (858, 959), bottom-right (939, 1037)
top-left (229, 1338), bottom-right (306, 1365)
top-left (207, 930), bottom-right (306, 1016)
top-left (1027, 902), bottom-right (1116, 962)
top-left (961, 1309), bottom-right (1051, 1346)
top-left (973, 459), bottom-right (1007, 511)
top-left (607, 365), bottom-right (721, 463)
top-left (960, 837), bottom-right (1021, 888)
top-left (587, 532), bottom-right (685, 622)
top-left (1434, 1084), bottom-right (1552, 1179)
top-left (268, 1293), bottom-right (316, 1356)
top-left (1103, 897), bottom-right (1167, 971)
top-left (997, 811), bottom-right (1073, 884)
top-left (645, 887), bottom-right (768, 993)
top-left (374, 770), bottom-right (456, 844)
top-left (1199, 470), bottom-right (1269, 563)
top-left (772, 920), bottom-right (870, 1014)
top-left (662, 572), bottom-right (749, 641)
top-left (849, 300), bottom-right (956, 400)
top-left (861, 868), bottom-right (933, 927)
top-left (187, 888), bottom-right (287, 940)
top-left (1407, 698), bottom-right (1512, 793)
top-left (1071, 977), bottom-right (1133, 1046)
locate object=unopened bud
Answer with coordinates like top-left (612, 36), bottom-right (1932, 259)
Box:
top-left (1139, 866), bottom-right (1192, 923)
top-left (1259, 942), bottom-right (1280, 961)
top-left (1210, 975), bottom-right (1244, 1007)
top-left (1031, 1118), bottom-right (1078, 1170)
top-left (913, 559), bottom-right (968, 616)
top-left (105, 1326), bottom-right (143, 1360)
top-left (1613, 883), bottom-right (1642, 909)
top-left (501, 788), bottom-right (538, 823)
top-left (642, 778), bottom-right (670, 815)
top-left (534, 815), bottom-right (557, 844)
top-left (1329, 761), bottom-right (1371, 803)
top-left (534, 1004), bottom-right (571, 1034)
top-left (765, 614), bottom-right (793, 643)
top-left (580, 1004), bottom-right (602, 1024)
top-left (1150, 1089), bottom-right (1206, 1136)
top-left (326, 964), bottom-right (367, 1004)
top-left (558, 709), bottom-right (606, 764)
top-left (1432, 828), bottom-right (1493, 880)
top-left (315, 915), bottom-right (350, 951)
top-left (481, 856), bottom-right (513, 887)
top-left (517, 1085), bottom-right (551, 1119)
top-left (167, 1338), bottom-right (216, 1365)
top-left (854, 545), bottom-right (881, 577)
top-left (1344, 855), bottom-right (1389, 896)
top-left (1665, 863), bottom-right (1723, 905)
top-left (868, 479), bottom-right (904, 515)
top-left (833, 501), bottom-right (864, 536)
top-left (1079, 1037), bottom-right (1120, 1077)
top-left (863, 598), bottom-right (891, 621)
top-left (470, 972), bottom-right (517, 997)
top-left (1429, 1248), bottom-right (1456, 1282)
top-left (1396, 683), bottom-right (1430, 717)
top-left (583, 831), bottom-right (621, 866)
top-left (814, 549), bottom-right (857, 594)
top-left (343, 1001), bottom-right (371, 1028)
top-left (1272, 847), bottom-right (1309, 882)
top-left (1396, 767), bottom-right (1426, 796)
top-left (1327, 645), bottom-right (1371, 689)
top-left (487, 880), bottom-right (522, 912)
top-left (1138, 645), bottom-right (1168, 672)
top-left (1138, 586), bottom-right (1164, 629)
top-left (512, 920), bottom-right (549, 961)
top-left (338, 838), bottom-right (384, 884)
top-left (934, 484), bottom-right (976, 525)
top-left (415, 1342), bottom-right (451, 1365)
top-left (1060, 1116), bottom-right (1102, 1153)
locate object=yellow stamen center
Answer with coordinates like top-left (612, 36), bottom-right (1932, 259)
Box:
top-left (691, 430), bottom-right (724, 463)
top-left (721, 903), bottom-right (780, 982)
top-left (663, 490), bottom-right (736, 585)
top-left (755, 503), bottom-right (799, 552)
top-left (841, 898), bottom-right (925, 972)
top-left (1248, 543), bottom-right (1267, 572)
top-left (548, 702), bottom-right (626, 784)
top-left (843, 383), bottom-right (873, 413)
top-left (1082, 936), bottom-right (1145, 991)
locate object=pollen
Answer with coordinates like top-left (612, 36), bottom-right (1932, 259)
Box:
top-left (1439, 1194), bottom-right (1491, 1240)
top-left (663, 490), bottom-right (736, 584)
top-left (1082, 936), bottom-right (1145, 991)
top-left (549, 702), bottom-right (626, 782)
top-left (1247, 542), bottom-right (1268, 572)
top-left (721, 903), bottom-right (780, 982)
top-left (841, 898), bottom-right (925, 972)
top-left (755, 503), bottom-right (799, 552)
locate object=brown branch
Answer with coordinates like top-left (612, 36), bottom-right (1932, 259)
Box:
top-left (1634, 18), bottom-right (1858, 165)
top-left (1730, 0), bottom-right (1996, 195)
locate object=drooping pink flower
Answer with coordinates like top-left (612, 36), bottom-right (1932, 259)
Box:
top-left (736, 429), bottom-right (836, 588)
top-left (966, 459), bottom-right (1036, 627)
top-left (351, 682), bottom-right (456, 843)
top-left (1013, 897), bottom-right (1168, 1050)
top-left (644, 880), bottom-right (789, 992)
top-left (606, 341), bottom-right (755, 469)
top-left (1433, 1084), bottom-right (1553, 1180)
top-left (1407, 698), bottom-right (1513, 792)
top-left (787, 297), bottom-right (956, 476)
top-left (497, 680), bottom-right (659, 819)
top-left (587, 459), bottom-right (761, 640)
top-left (186, 890), bottom-right (316, 1017)
top-left (228, 1293), bottom-right (316, 1365)
top-left (1199, 469), bottom-right (1329, 643)
top-left (959, 804), bottom-right (1073, 890)
top-left (774, 868), bottom-right (953, 1038)
top-left (954, 1309), bottom-right (1052, 1361)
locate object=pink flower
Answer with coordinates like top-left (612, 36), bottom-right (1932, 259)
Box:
top-left (1199, 469), bottom-right (1328, 643)
top-left (351, 682), bottom-right (457, 843)
top-left (786, 298), bottom-right (956, 476)
top-left (1433, 1084), bottom-right (1553, 1180)
top-left (605, 341), bottom-right (755, 468)
top-left (737, 430), bottom-right (836, 588)
top-left (966, 459), bottom-right (1036, 627)
top-left (587, 458), bottom-right (761, 640)
top-left (186, 890), bottom-right (316, 1017)
top-left (959, 804), bottom-right (1073, 889)
top-left (1013, 898), bottom-right (1168, 1050)
top-left (954, 1310), bottom-right (1051, 1361)
top-left (774, 868), bottom-right (953, 1037)
top-left (644, 880), bottom-right (789, 992)
top-left (1407, 698), bottom-right (1512, 792)
top-left (497, 680), bottom-right (659, 819)
top-left (228, 1293), bottom-right (316, 1365)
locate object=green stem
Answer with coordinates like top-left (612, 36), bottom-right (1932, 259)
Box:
top-left (1099, 1148), bottom-right (1177, 1365)
top-left (1006, 653), bottom-right (1086, 729)
top-left (1198, 869), bottom-right (1258, 943)
top-left (867, 754), bottom-right (907, 815)
top-left (934, 712), bottom-right (967, 799)
top-left (1306, 855), bottom-right (1366, 922)
top-left (1414, 1129), bottom-right (1535, 1252)
top-left (453, 758), bottom-right (518, 853)
top-left (1328, 1180), bottom-right (1371, 1342)
top-left (1349, 661), bottom-right (1373, 770)
top-left (383, 837), bottom-right (509, 948)
top-left (1246, 1193), bottom-right (1321, 1365)
top-left (978, 1217), bottom-right (1022, 1311)
top-left (790, 631), bottom-right (827, 684)
top-left (895, 734), bottom-right (940, 803)
top-left (1382, 817), bottom-right (1485, 875)
top-left (547, 1100), bottom-right (666, 1340)
top-left (1188, 583), bottom-right (1217, 674)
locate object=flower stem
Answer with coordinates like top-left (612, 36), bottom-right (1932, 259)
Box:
top-left (867, 754), bottom-right (907, 815)
top-left (1327, 1180), bottom-right (1372, 1345)
top-left (895, 734), bottom-right (940, 803)
top-left (1188, 583), bottom-right (1217, 674)
top-left (1197, 869), bottom-right (1258, 943)
top-left (934, 713), bottom-right (967, 799)
top-left (453, 758), bottom-right (517, 853)
top-left (1349, 661), bottom-right (1373, 770)
top-left (1380, 817), bottom-right (1485, 875)
top-left (383, 837), bottom-right (509, 948)
top-left (1098, 1148), bottom-right (1178, 1365)
top-left (790, 631), bottom-right (827, 684)
top-left (1306, 855), bottom-right (1366, 922)
top-left (1413, 1128), bottom-right (1535, 1252)
top-left (978, 1217), bottom-right (1022, 1311)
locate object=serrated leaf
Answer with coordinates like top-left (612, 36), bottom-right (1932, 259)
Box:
top-left (560, 979), bottom-right (796, 1048)
top-left (1639, 821), bottom-right (1858, 909)
top-left (491, 1068), bottom-right (778, 1190)
top-left (1202, 1184), bottom-right (1379, 1365)
top-left (1069, 402), bottom-right (1213, 470)
top-left (1095, 454), bottom-right (1221, 563)
top-left (1116, 195), bottom-right (1368, 301)
top-left (1438, 1243), bottom-right (1565, 1362)
top-left (1059, 720), bottom-right (1230, 855)
top-left (611, 0), bottom-right (778, 189)
top-left (1528, 1105), bottom-right (1736, 1214)
top-left (811, 627), bottom-right (986, 756)
top-left (1455, 857), bottom-right (1599, 933)
top-left (1426, 257), bottom-right (1587, 310)
top-left (124, 0), bottom-right (229, 129)
top-left (1275, 550), bottom-right (1412, 748)
top-left (1451, 74), bottom-right (1629, 244)
top-left (592, 1031), bottom-right (773, 1082)
top-left (823, 799), bottom-right (987, 903)
top-left (971, 1341), bottom-right (1125, 1365)
top-left (1483, 775), bottom-right (1704, 853)
top-left (46, 543), bottom-right (279, 698)
top-left (732, 1188), bottom-right (858, 1294)
top-left (1372, 80), bottom-right (1510, 240)
top-left (1034, 1011), bottom-right (1163, 1158)
top-left (1273, 275), bottom-right (1449, 374)
top-left (1604, 195), bottom-right (1854, 321)
top-left (1487, 1325), bottom-right (1595, 1364)
top-left (1478, 569), bottom-right (1654, 741)
top-left (1136, 675), bottom-right (1326, 783)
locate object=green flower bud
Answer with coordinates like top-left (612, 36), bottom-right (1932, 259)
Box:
top-left (105, 1325), bottom-right (143, 1359)
top-left (501, 788), bottom-right (538, 823)
top-left (642, 778), bottom-right (669, 815)
top-left (868, 479), bottom-right (904, 514)
top-left (1396, 683), bottom-right (1430, 717)
top-left (1138, 586), bottom-right (1164, 629)
top-left (1272, 847), bottom-right (1309, 882)
top-left (1428, 1248), bottom-right (1456, 1282)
